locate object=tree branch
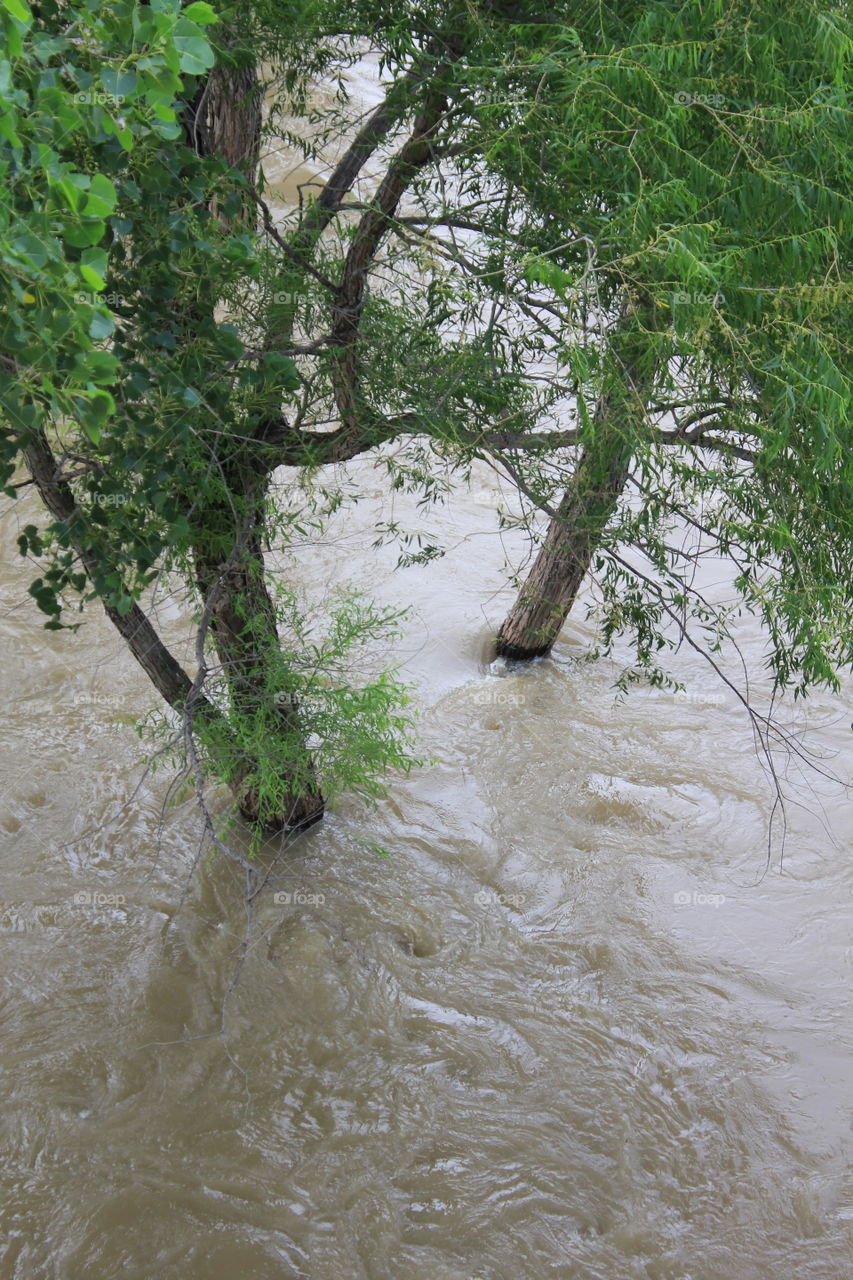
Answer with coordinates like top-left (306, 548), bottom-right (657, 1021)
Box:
top-left (22, 429), bottom-right (224, 724)
top-left (280, 61), bottom-right (439, 268)
top-left (327, 85), bottom-right (451, 431)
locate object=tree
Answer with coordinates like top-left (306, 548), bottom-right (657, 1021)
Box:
top-left (2, 0), bottom-right (850, 844)
top-left (486, 2), bottom-right (852, 694)
top-left (1, 0), bottom-right (425, 837)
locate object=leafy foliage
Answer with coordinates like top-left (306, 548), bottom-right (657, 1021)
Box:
top-left (2, 0), bottom-right (851, 837)
top-left (1, 0), bottom-right (423, 829)
top-left (259, 0), bottom-right (851, 694)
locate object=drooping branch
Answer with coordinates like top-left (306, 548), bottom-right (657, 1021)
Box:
top-left (259, 414), bottom-right (581, 470)
top-left (248, 189), bottom-right (338, 292)
top-left (656, 407), bottom-right (759, 463)
top-left (481, 426), bottom-right (579, 452)
top-left (254, 411), bottom-right (418, 467)
top-left (23, 430), bottom-right (223, 725)
top-left (659, 430), bottom-right (758, 464)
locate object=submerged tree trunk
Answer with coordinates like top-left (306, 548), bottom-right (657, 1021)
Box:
top-left (191, 493), bottom-right (324, 834)
top-left (495, 436), bottom-right (633, 660)
top-left (495, 314), bottom-right (653, 661)
top-left (183, 43), bottom-right (323, 832)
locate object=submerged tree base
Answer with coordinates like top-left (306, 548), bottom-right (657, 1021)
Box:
top-left (241, 804), bottom-right (325, 837)
top-left (493, 633), bottom-right (552, 662)
top-left (237, 781), bottom-right (325, 837)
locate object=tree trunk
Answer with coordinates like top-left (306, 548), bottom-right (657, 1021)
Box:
top-left (495, 436), bottom-right (633, 660)
top-left (191, 499), bottom-right (325, 834)
top-left (178, 45), bottom-right (324, 833)
top-left (495, 314), bottom-right (653, 661)
top-left (182, 40), bottom-right (261, 222)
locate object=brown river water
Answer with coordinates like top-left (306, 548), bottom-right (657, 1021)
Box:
top-left (1, 56), bottom-right (852, 1280)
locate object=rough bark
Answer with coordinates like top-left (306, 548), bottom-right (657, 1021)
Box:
top-left (495, 318), bottom-right (652, 661)
top-left (494, 435), bottom-right (633, 659)
top-left (182, 44), bottom-right (261, 221)
top-left (191, 495), bottom-right (324, 834)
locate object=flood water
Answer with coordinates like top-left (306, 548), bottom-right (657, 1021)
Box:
top-left (1, 57), bottom-right (852, 1280)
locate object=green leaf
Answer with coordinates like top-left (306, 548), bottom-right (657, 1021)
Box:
top-left (100, 113), bottom-right (135, 151)
top-left (11, 231), bottom-right (49, 268)
top-left (80, 247), bottom-right (109, 290)
top-left (88, 309), bottom-right (115, 341)
top-left (77, 350), bottom-right (119, 384)
top-left (83, 174), bottom-right (118, 218)
top-left (182, 2), bottom-right (217, 23)
top-left (152, 118), bottom-right (182, 140)
top-left (78, 387), bottom-right (115, 442)
top-left (173, 33), bottom-right (215, 75)
top-left (0, 105), bottom-right (23, 147)
top-left (30, 32), bottom-right (66, 62)
top-left (30, 585), bottom-right (59, 617)
top-left (99, 69), bottom-right (138, 99)
top-left (50, 177), bottom-right (86, 213)
top-left (1, 0), bottom-right (31, 24)
top-left (80, 263), bottom-right (106, 290)
top-left (64, 220), bottom-right (106, 249)
top-left (262, 352), bottom-right (301, 391)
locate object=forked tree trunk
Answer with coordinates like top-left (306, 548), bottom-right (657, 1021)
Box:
top-left (495, 317), bottom-right (652, 661)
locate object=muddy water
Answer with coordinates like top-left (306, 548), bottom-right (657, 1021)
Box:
top-left (2, 460), bottom-right (853, 1279)
top-left (2, 62), bottom-right (853, 1280)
